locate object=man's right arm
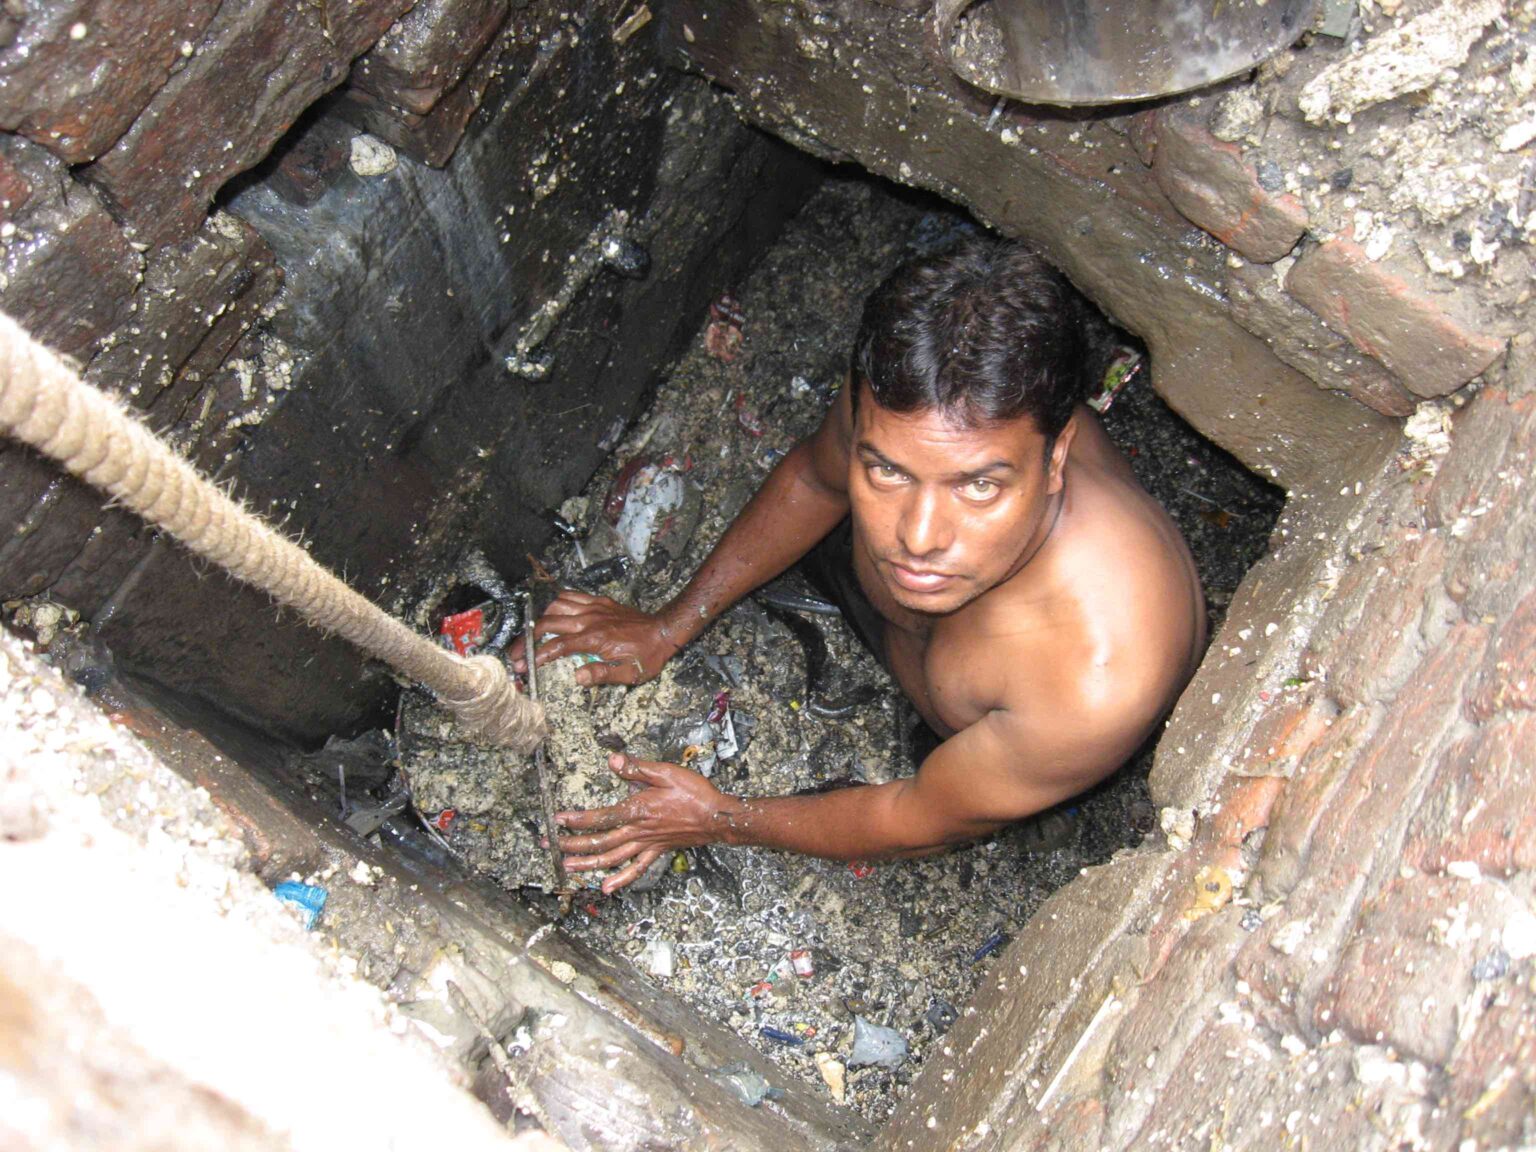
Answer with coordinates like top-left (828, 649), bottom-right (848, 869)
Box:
top-left (518, 384), bottom-right (854, 684)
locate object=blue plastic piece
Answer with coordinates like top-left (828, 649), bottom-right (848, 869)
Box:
top-left (273, 882), bottom-right (328, 930)
top-left (971, 929), bottom-right (1007, 963)
top-left (759, 1026), bottom-right (804, 1046)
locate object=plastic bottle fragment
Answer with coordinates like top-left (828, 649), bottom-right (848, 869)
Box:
top-left (273, 881), bottom-right (327, 930)
top-left (848, 1016), bottom-right (909, 1070)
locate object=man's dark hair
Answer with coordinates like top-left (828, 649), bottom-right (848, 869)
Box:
top-left (851, 239), bottom-right (1088, 440)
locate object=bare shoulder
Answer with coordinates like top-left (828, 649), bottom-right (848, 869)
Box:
top-left (938, 414), bottom-right (1204, 747)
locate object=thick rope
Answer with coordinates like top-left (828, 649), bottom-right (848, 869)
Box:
top-left (0, 311), bottom-right (546, 753)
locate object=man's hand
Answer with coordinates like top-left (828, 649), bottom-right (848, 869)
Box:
top-left (554, 753), bottom-right (741, 894)
top-left (509, 591), bottom-right (682, 686)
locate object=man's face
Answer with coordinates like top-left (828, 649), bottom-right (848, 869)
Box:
top-left (849, 384), bottom-right (1070, 617)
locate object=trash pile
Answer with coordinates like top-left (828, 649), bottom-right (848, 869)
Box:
top-left (392, 177), bottom-right (1284, 1120)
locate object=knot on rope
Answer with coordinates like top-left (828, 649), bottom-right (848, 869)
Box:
top-left (441, 653), bottom-right (548, 754)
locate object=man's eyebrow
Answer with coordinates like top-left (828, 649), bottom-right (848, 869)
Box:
top-left (855, 442), bottom-right (1019, 480)
top-left (949, 460), bottom-right (1017, 480)
top-left (854, 441), bottom-right (897, 465)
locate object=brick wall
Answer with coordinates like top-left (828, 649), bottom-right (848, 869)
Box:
top-left (0, 0), bottom-right (820, 740)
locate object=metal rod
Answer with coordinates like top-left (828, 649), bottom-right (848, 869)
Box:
top-left (524, 591), bottom-right (567, 892)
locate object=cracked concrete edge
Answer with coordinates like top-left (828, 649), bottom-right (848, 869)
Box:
top-left (0, 627), bottom-right (534, 1151)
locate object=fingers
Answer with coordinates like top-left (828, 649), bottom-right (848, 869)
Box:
top-left (545, 590), bottom-right (603, 610)
top-left (602, 849), bottom-right (663, 895)
top-left (555, 803), bottom-right (630, 832)
top-left (555, 827), bottom-right (632, 854)
top-left (577, 657), bottom-right (643, 687)
top-left (608, 752), bottom-right (674, 787)
top-left (563, 842), bottom-right (644, 873)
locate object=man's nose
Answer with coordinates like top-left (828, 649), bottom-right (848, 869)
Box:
top-left (897, 488), bottom-right (952, 557)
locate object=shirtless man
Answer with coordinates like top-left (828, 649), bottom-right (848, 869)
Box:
top-left (517, 240), bottom-right (1206, 893)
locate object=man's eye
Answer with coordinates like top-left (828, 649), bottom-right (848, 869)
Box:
top-left (871, 464), bottom-right (903, 482)
top-left (963, 479), bottom-right (998, 499)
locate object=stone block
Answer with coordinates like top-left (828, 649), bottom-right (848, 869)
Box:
top-left (1226, 260), bottom-right (1416, 417)
top-left (1445, 991), bottom-right (1536, 1150)
top-left (1303, 529), bottom-right (1449, 709)
top-left (337, 23), bottom-right (512, 168)
top-left (1230, 694), bottom-right (1338, 779)
top-left (0, 1), bottom-right (221, 164)
top-left (351, 0), bottom-right (509, 116)
top-left (1253, 704), bottom-right (1380, 904)
top-left (1100, 912), bottom-right (1251, 1148)
top-left (1151, 108), bottom-right (1308, 264)
top-left (1239, 625), bottom-right (1490, 1034)
top-left (1469, 586), bottom-right (1536, 720)
top-left (264, 116), bottom-right (355, 207)
top-left (87, 213), bottom-right (281, 413)
top-left (1404, 719), bottom-right (1536, 879)
top-left (0, 149), bottom-right (32, 216)
top-left (82, 0), bottom-right (413, 249)
top-left (0, 135), bottom-right (141, 361)
top-left (1323, 874), bottom-right (1527, 1065)
top-left (1286, 237), bottom-right (1508, 398)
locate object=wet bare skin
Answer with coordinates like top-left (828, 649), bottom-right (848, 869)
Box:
top-left (513, 383), bottom-right (1205, 892)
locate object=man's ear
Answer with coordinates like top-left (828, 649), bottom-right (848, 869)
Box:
top-left (1045, 415), bottom-right (1077, 495)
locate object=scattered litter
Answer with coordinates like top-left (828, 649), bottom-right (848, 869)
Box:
top-left (790, 949), bottom-right (815, 978)
top-left (924, 999), bottom-right (958, 1033)
top-left (970, 930), bottom-right (1007, 963)
top-left (713, 1063), bottom-right (780, 1107)
top-left (704, 294), bottom-right (745, 362)
top-left (273, 882), bottom-right (327, 930)
top-left (438, 607), bottom-right (488, 657)
top-left (344, 789), bottom-right (409, 838)
top-left (760, 1026), bottom-right (804, 1046)
top-left (848, 1016), bottom-right (909, 1070)
top-left (815, 1051), bottom-right (847, 1103)
top-left (1086, 347), bottom-right (1144, 414)
top-left (640, 937), bottom-right (675, 978)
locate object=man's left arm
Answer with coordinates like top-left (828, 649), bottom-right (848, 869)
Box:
top-left (555, 700), bottom-right (1149, 892)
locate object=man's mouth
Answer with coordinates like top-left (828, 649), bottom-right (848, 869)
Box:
top-left (886, 562), bottom-right (959, 593)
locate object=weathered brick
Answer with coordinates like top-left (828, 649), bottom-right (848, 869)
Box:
top-left (1226, 260), bottom-right (1417, 417)
top-left (0, 1), bottom-right (221, 164)
top-left (1152, 108), bottom-right (1309, 263)
top-left (1445, 991), bottom-right (1536, 1149)
top-left (1254, 704), bottom-right (1379, 903)
top-left (351, 0), bottom-right (508, 116)
top-left (0, 135), bottom-right (141, 361)
top-left (1239, 625), bottom-right (1490, 1033)
top-left (1303, 529), bottom-right (1449, 709)
top-left (1404, 718), bottom-right (1536, 878)
top-left (1469, 588), bottom-right (1536, 721)
top-left (87, 212), bottom-right (281, 412)
top-left (1286, 237), bottom-right (1509, 398)
top-left (338, 23), bottom-right (514, 168)
top-left (82, 0), bottom-right (413, 248)
top-left (1323, 874), bottom-right (1523, 1064)
top-left (1230, 694), bottom-right (1339, 779)
top-left (0, 151), bottom-right (32, 219)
